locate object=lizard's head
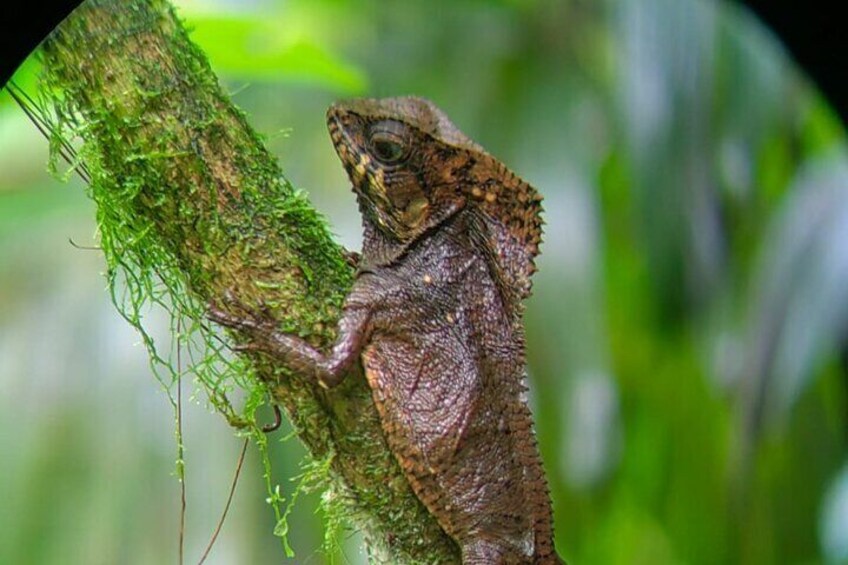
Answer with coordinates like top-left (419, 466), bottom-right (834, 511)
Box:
top-left (328, 96), bottom-right (543, 298)
top-left (327, 96), bottom-right (476, 241)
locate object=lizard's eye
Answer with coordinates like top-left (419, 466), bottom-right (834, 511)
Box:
top-left (368, 121), bottom-right (409, 165)
top-left (372, 137), bottom-right (404, 163)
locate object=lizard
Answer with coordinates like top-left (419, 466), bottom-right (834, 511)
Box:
top-left (209, 96), bottom-right (562, 564)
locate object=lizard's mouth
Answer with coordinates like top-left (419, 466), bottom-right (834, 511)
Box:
top-left (326, 105), bottom-right (389, 201)
top-left (326, 105), bottom-right (345, 149)
top-left (326, 106), bottom-right (351, 168)
top-left (326, 106), bottom-right (365, 186)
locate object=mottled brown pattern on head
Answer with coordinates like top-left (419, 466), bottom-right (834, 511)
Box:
top-left (327, 96), bottom-right (543, 299)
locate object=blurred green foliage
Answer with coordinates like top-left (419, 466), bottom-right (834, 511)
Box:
top-left (1, 0), bottom-right (847, 563)
top-left (186, 15), bottom-right (367, 93)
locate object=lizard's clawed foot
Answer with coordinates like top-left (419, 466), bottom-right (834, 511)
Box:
top-left (207, 291), bottom-right (277, 353)
top-left (207, 304), bottom-right (258, 332)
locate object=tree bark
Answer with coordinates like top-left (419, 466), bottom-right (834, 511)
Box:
top-left (39, 0), bottom-right (460, 562)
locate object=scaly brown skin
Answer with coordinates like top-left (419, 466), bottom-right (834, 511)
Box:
top-left (210, 97), bottom-right (562, 564)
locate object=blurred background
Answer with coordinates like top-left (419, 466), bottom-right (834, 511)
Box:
top-left (2, 0), bottom-right (847, 563)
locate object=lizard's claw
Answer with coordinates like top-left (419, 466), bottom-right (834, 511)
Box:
top-left (207, 303), bottom-right (260, 331)
top-left (207, 293), bottom-right (281, 360)
top-left (208, 303), bottom-right (271, 356)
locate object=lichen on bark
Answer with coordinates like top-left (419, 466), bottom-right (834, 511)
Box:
top-left (36, 0), bottom-right (460, 562)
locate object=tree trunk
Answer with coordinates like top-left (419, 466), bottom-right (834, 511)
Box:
top-left (38, 0), bottom-right (460, 562)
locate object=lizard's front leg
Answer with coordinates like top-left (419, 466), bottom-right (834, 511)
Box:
top-left (208, 299), bottom-right (370, 389)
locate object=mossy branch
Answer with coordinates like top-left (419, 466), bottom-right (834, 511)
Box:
top-left (37, 0), bottom-right (459, 562)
